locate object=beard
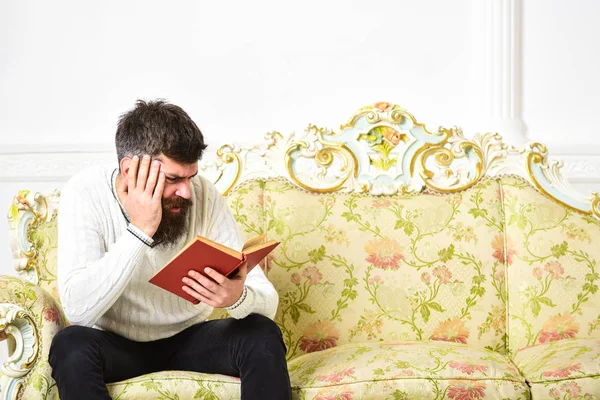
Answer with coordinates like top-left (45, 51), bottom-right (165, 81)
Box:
top-left (153, 196), bottom-right (193, 249)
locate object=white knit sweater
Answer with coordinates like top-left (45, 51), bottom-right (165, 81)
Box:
top-left (57, 165), bottom-right (278, 342)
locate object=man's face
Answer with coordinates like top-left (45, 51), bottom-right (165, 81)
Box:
top-left (153, 155), bottom-right (198, 247)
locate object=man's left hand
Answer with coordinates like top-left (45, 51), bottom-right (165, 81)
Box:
top-left (182, 262), bottom-right (248, 308)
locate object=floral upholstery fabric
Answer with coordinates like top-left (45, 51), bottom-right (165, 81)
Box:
top-left (208, 180), bottom-right (267, 322)
top-left (513, 337), bottom-right (600, 399)
top-left (106, 371), bottom-right (241, 399)
top-left (0, 276), bottom-right (66, 399)
top-left (31, 217), bottom-right (60, 302)
top-left (500, 177), bottom-right (600, 355)
top-left (527, 377), bottom-right (600, 400)
top-left (289, 340), bottom-right (528, 399)
top-left (6, 176), bottom-right (600, 399)
top-left (226, 178), bottom-right (509, 360)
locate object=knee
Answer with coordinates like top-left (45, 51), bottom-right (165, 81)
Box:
top-left (241, 314), bottom-right (283, 342)
top-left (236, 314), bottom-right (287, 358)
top-left (49, 325), bottom-right (97, 368)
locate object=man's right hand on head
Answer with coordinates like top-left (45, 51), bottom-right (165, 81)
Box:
top-left (118, 155), bottom-right (166, 238)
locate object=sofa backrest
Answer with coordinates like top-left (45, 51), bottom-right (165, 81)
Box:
top-left (225, 178), bottom-right (509, 359)
top-left (499, 177), bottom-right (600, 356)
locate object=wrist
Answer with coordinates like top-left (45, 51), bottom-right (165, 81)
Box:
top-left (130, 221), bottom-right (156, 238)
top-left (226, 286), bottom-right (248, 311)
top-left (127, 223), bottom-right (155, 247)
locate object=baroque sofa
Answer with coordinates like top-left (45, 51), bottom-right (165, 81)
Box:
top-left (1, 102), bottom-right (600, 399)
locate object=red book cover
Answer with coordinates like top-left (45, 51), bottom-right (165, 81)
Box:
top-left (149, 234), bottom-right (279, 304)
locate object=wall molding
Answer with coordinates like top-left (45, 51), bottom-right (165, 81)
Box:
top-left (471, 0), bottom-right (527, 145)
top-left (561, 161), bottom-right (600, 183)
top-left (1, 143), bottom-right (599, 184)
top-left (0, 142), bottom-right (114, 155)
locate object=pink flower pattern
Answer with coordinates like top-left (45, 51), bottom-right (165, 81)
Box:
top-left (43, 307), bottom-right (60, 324)
top-left (372, 199), bottom-right (391, 209)
top-left (300, 320), bottom-right (340, 353)
top-left (315, 386), bottom-right (354, 400)
top-left (447, 381), bottom-right (486, 400)
top-left (549, 381), bottom-right (583, 399)
top-left (432, 265), bottom-right (452, 284)
top-left (302, 266), bottom-right (323, 285)
top-left (539, 314), bottom-right (580, 344)
top-left (421, 272), bottom-right (431, 284)
top-left (491, 235), bottom-right (516, 265)
top-left (317, 367), bottom-right (355, 383)
top-left (544, 262), bottom-right (564, 279)
top-left (364, 237), bottom-right (404, 270)
top-left (449, 361), bottom-right (488, 375)
top-left (432, 318), bottom-right (470, 344)
top-left (542, 363), bottom-right (581, 379)
top-left (291, 273), bottom-right (302, 285)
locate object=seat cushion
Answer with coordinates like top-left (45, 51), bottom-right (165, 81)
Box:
top-left (289, 340), bottom-right (529, 399)
top-left (106, 371), bottom-right (241, 399)
top-left (512, 337), bottom-right (600, 399)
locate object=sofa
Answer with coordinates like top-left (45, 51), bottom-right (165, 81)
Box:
top-left (1, 102), bottom-right (600, 399)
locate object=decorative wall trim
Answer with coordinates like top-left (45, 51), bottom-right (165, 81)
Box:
top-left (554, 159), bottom-right (600, 183)
top-left (0, 153), bottom-right (115, 181)
top-left (0, 142), bottom-right (114, 155)
top-left (474, 0), bottom-right (527, 145)
top-left (0, 143), bottom-right (599, 184)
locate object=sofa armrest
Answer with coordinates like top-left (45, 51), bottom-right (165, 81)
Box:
top-left (0, 275), bottom-right (66, 400)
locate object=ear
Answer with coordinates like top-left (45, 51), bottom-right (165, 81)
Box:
top-left (119, 157), bottom-right (133, 181)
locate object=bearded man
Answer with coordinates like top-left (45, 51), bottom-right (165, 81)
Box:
top-left (49, 100), bottom-right (291, 399)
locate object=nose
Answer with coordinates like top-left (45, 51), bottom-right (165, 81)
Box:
top-left (175, 181), bottom-right (191, 199)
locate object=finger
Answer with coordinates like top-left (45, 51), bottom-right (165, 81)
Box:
top-left (188, 271), bottom-right (220, 291)
top-left (128, 155), bottom-right (139, 191)
top-left (182, 286), bottom-right (217, 307)
top-left (182, 285), bottom-right (201, 302)
top-left (183, 275), bottom-right (217, 295)
top-left (203, 267), bottom-right (227, 285)
top-left (136, 155), bottom-right (151, 191)
top-left (182, 281), bottom-right (217, 303)
top-left (145, 160), bottom-right (161, 194)
top-left (153, 171), bottom-right (166, 200)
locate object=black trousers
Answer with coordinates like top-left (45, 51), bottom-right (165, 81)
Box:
top-left (49, 314), bottom-right (291, 399)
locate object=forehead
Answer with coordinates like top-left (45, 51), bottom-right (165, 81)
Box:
top-left (155, 155), bottom-right (198, 177)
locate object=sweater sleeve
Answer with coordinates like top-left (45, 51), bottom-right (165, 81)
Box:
top-left (204, 184), bottom-right (279, 320)
top-left (57, 180), bottom-right (148, 327)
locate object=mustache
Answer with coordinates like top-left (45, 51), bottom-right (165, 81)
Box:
top-left (162, 197), bottom-right (193, 210)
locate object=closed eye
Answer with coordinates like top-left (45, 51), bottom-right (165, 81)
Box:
top-left (165, 173), bottom-right (197, 183)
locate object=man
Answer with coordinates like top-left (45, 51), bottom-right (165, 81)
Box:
top-left (49, 100), bottom-right (292, 399)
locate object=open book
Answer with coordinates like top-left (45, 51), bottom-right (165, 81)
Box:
top-left (149, 233), bottom-right (280, 304)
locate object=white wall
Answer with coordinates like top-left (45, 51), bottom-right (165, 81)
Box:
top-left (523, 0), bottom-right (600, 148)
top-left (0, 0), bottom-right (475, 147)
top-left (1, 0), bottom-right (600, 363)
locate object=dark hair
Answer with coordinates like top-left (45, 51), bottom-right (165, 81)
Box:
top-left (115, 99), bottom-right (208, 166)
